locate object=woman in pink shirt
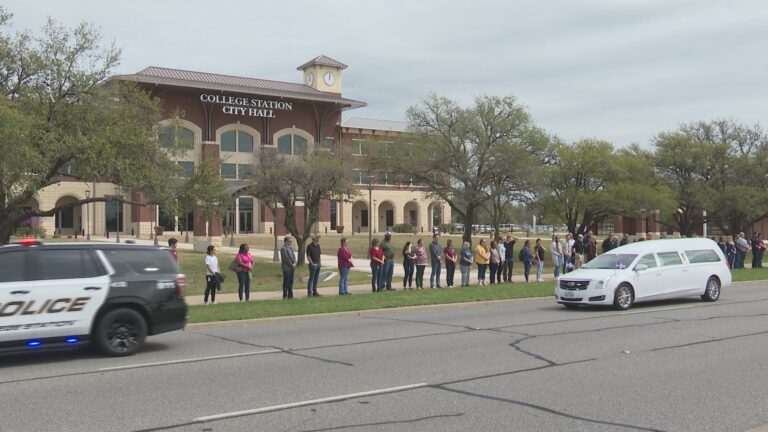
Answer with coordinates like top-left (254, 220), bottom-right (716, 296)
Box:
top-left (337, 237), bottom-right (354, 295)
top-left (235, 243), bottom-right (254, 301)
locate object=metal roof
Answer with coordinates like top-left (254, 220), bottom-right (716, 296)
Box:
top-left (118, 66), bottom-right (365, 109)
top-left (296, 55), bottom-right (348, 71)
top-left (341, 117), bottom-right (409, 133)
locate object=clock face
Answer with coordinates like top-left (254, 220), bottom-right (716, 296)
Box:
top-left (323, 71), bottom-right (335, 86)
top-left (306, 72), bottom-right (315, 86)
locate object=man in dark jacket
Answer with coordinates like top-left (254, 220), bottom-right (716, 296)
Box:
top-left (280, 236), bottom-right (296, 299)
top-left (503, 235), bottom-right (517, 282)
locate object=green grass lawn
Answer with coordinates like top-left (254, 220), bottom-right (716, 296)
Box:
top-left (731, 267), bottom-right (768, 282)
top-left (188, 281), bottom-right (555, 323)
top-left (178, 249), bottom-right (387, 296)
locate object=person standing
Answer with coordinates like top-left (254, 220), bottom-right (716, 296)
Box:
top-left (474, 239), bottom-right (490, 285)
top-left (759, 233), bottom-right (766, 268)
top-left (444, 239), bottom-right (457, 288)
top-left (735, 231), bottom-right (749, 269)
top-left (414, 238), bottom-right (427, 289)
top-left (550, 235), bottom-right (563, 279)
top-left (602, 233), bottom-right (615, 254)
top-left (204, 245), bottom-right (219, 305)
top-left (489, 240), bottom-right (501, 285)
top-left (402, 241), bottom-right (416, 289)
top-left (496, 238), bottom-right (506, 284)
top-left (306, 235), bottom-right (322, 297)
top-left (168, 237), bottom-right (178, 263)
top-left (520, 240), bottom-right (534, 283)
top-left (534, 238), bottom-right (545, 282)
top-left (459, 241), bottom-right (473, 287)
top-left (369, 238), bottom-right (384, 292)
top-left (585, 233), bottom-right (597, 262)
top-left (380, 231), bottom-right (396, 291)
top-left (235, 243), bottom-right (254, 302)
top-left (619, 233), bottom-right (629, 247)
top-left (563, 233), bottom-right (574, 274)
top-left (337, 237), bottom-right (354, 295)
top-left (726, 235), bottom-right (737, 269)
top-left (503, 236), bottom-right (517, 282)
top-left (751, 232), bottom-right (761, 269)
top-left (573, 233), bottom-right (585, 269)
top-left (280, 236), bottom-right (296, 299)
top-left (429, 233), bottom-right (443, 288)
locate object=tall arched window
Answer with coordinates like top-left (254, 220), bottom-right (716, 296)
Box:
top-left (159, 126), bottom-right (195, 149)
top-left (277, 134), bottom-right (308, 155)
top-left (221, 130), bottom-right (254, 153)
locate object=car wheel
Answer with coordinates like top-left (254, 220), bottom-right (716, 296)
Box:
top-left (701, 276), bottom-right (721, 302)
top-left (94, 308), bottom-right (147, 357)
top-left (562, 303), bottom-right (580, 309)
top-left (613, 284), bottom-right (634, 310)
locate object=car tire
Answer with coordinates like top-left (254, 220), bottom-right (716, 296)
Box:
top-left (613, 283), bottom-right (634, 310)
top-left (701, 276), bottom-right (721, 302)
top-left (94, 308), bottom-right (147, 357)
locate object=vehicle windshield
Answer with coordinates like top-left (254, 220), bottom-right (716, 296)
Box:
top-left (582, 254), bottom-right (638, 270)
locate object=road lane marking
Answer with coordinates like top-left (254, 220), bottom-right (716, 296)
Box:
top-left (194, 383), bottom-right (429, 422)
top-left (98, 349), bottom-right (281, 371)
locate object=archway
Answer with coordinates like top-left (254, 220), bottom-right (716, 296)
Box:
top-left (351, 200), bottom-right (369, 234)
top-left (428, 201), bottom-right (444, 233)
top-left (54, 195), bottom-right (80, 236)
top-left (403, 201), bottom-right (421, 233)
top-left (378, 201), bottom-right (395, 232)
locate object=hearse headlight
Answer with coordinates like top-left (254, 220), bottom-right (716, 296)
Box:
top-left (595, 278), bottom-right (610, 290)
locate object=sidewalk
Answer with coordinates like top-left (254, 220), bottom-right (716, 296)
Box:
top-left (88, 236), bottom-right (556, 305)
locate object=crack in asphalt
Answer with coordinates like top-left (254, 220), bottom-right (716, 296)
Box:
top-left (432, 385), bottom-right (665, 431)
top-left (290, 413), bottom-right (465, 432)
top-left (651, 328), bottom-right (768, 352)
top-left (509, 335), bottom-right (558, 366)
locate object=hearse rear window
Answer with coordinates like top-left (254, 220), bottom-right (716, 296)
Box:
top-left (685, 249), bottom-right (721, 264)
top-left (657, 252), bottom-right (683, 266)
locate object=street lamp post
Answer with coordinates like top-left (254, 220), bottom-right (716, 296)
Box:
top-left (153, 205), bottom-right (159, 246)
top-left (115, 187), bottom-right (121, 243)
top-left (272, 198), bottom-right (279, 262)
top-left (368, 176), bottom-right (373, 248)
top-left (85, 189), bottom-right (91, 241)
top-left (229, 197), bottom-right (235, 247)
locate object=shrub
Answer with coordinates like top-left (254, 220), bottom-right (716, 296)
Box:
top-left (392, 223), bottom-right (416, 234)
top-left (438, 223), bottom-right (454, 234)
top-left (14, 226), bottom-right (47, 238)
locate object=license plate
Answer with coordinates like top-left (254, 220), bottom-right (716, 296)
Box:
top-left (564, 292), bottom-right (574, 298)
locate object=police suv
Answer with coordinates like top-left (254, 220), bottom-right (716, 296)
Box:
top-left (0, 240), bottom-right (187, 356)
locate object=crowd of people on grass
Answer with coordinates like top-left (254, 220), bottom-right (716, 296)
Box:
top-left (163, 228), bottom-right (766, 305)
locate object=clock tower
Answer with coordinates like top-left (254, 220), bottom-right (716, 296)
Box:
top-left (297, 55), bottom-right (346, 94)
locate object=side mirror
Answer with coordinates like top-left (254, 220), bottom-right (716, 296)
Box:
top-left (634, 264), bottom-right (648, 272)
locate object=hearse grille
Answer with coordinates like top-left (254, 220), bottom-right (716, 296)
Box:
top-left (559, 280), bottom-right (590, 290)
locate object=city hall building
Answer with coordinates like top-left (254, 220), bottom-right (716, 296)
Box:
top-left (28, 56), bottom-right (450, 240)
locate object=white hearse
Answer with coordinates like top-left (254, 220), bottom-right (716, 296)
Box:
top-left (555, 238), bottom-right (731, 310)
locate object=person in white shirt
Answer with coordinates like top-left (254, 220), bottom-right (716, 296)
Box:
top-left (496, 239), bottom-right (506, 284)
top-left (563, 233), bottom-right (575, 273)
top-left (204, 245), bottom-right (220, 305)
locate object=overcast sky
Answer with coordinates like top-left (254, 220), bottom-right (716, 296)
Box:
top-left (4, 0), bottom-right (767, 147)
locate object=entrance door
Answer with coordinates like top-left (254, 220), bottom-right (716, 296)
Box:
top-left (238, 197), bottom-right (253, 234)
top-left (386, 210), bottom-right (394, 229)
top-left (105, 199), bottom-right (123, 233)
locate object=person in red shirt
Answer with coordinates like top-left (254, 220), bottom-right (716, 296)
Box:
top-left (369, 238), bottom-right (385, 292)
top-left (337, 237), bottom-right (354, 295)
top-left (167, 238), bottom-right (178, 263)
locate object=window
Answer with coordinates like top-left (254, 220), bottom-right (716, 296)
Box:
top-left (221, 163), bottom-right (237, 179)
top-left (36, 250), bottom-right (105, 280)
top-left (378, 171), bottom-right (391, 185)
top-left (0, 250), bottom-right (26, 282)
top-left (685, 249), bottom-right (721, 263)
top-left (177, 161), bottom-right (194, 178)
top-left (221, 130), bottom-right (254, 153)
top-left (102, 249), bottom-right (177, 275)
top-left (378, 141), bottom-right (393, 156)
top-left (353, 169), bottom-right (369, 185)
top-left (657, 252), bottom-right (683, 266)
top-left (407, 143), bottom-right (415, 158)
top-left (351, 139), bottom-right (369, 155)
top-left (322, 137), bottom-right (334, 151)
top-left (238, 164), bottom-right (252, 179)
top-left (160, 126), bottom-right (194, 149)
top-left (636, 254), bottom-right (657, 269)
top-left (277, 134), bottom-right (308, 155)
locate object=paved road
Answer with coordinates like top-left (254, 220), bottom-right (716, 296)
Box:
top-left (2, 282), bottom-right (768, 431)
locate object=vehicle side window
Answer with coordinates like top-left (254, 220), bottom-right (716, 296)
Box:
top-left (637, 254), bottom-right (657, 269)
top-left (35, 249), bottom-right (106, 280)
top-left (657, 252), bottom-right (683, 266)
top-left (685, 249), bottom-right (721, 264)
top-left (0, 250), bottom-right (27, 282)
top-left (102, 249), bottom-right (178, 276)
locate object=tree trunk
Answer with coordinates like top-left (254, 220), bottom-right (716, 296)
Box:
top-left (462, 204), bottom-right (476, 244)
